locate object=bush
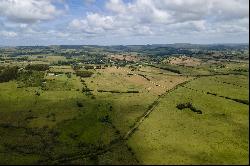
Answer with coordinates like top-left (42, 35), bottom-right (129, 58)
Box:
top-left (76, 70), bottom-right (94, 78)
top-left (109, 106), bottom-right (113, 111)
top-left (176, 102), bottom-right (202, 114)
top-left (25, 64), bottom-right (49, 71)
top-left (99, 115), bottom-right (112, 124)
top-left (207, 92), bottom-right (217, 96)
top-left (76, 101), bottom-right (83, 107)
top-left (126, 90), bottom-right (139, 93)
top-left (72, 65), bottom-right (81, 70)
top-left (232, 99), bottom-right (249, 105)
top-left (66, 73), bottom-right (72, 78)
top-left (17, 70), bottom-right (45, 87)
top-left (35, 91), bottom-right (40, 96)
top-left (84, 66), bottom-right (94, 70)
top-left (82, 87), bottom-right (92, 92)
top-left (0, 66), bottom-right (19, 83)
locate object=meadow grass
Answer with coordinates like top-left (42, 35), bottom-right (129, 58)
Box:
top-left (0, 65), bottom-right (188, 164)
top-left (0, 63), bottom-right (247, 164)
top-left (128, 75), bottom-right (249, 165)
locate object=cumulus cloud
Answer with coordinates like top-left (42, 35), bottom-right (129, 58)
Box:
top-left (70, 13), bottom-right (116, 34)
top-left (0, 0), bottom-right (248, 45)
top-left (0, 0), bottom-right (64, 23)
top-left (105, 0), bottom-right (249, 24)
top-left (70, 0), bottom-right (249, 37)
top-left (0, 30), bottom-right (18, 37)
top-left (209, 0), bottom-right (249, 21)
top-left (106, 0), bottom-right (126, 13)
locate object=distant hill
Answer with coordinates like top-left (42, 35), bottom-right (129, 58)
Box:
top-left (1, 43), bottom-right (248, 58)
top-left (6, 43), bottom-right (248, 51)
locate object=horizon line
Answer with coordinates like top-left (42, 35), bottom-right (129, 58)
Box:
top-left (1, 42), bottom-right (249, 47)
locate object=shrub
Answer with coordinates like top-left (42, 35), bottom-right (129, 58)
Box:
top-left (176, 102), bottom-right (202, 114)
top-left (72, 65), bottom-right (82, 70)
top-left (99, 115), bottom-right (112, 124)
top-left (207, 92), bottom-right (217, 96)
top-left (69, 133), bottom-right (78, 140)
top-left (66, 73), bottom-right (72, 78)
top-left (82, 87), bottom-right (92, 92)
top-left (17, 70), bottom-right (45, 87)
top-left (76, 70), bottom-right (94, 78)
top-left (84, 66), bottom-right (94, 70)
top-left (126, 90), bottom-right (139, 93)
top-left (0, 66), bottom-right (19, 83)
top-left (25, 64), bottom-right (49, 71)
top-left (76, 101), bottom-right (83, 107)
top-left (232, 99), bottom-right (249, 105)
top-left (35, 91), bottom-right (40, 96)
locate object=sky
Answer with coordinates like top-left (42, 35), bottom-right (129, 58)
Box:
top-left (0, 0), bottom-right (249, 46)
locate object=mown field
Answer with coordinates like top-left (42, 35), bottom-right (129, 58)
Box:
top-left (128, 74), bottom-right (249, 164)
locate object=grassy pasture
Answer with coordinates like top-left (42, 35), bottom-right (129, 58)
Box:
top-left (28, 55), bottom-right (67, 63)
top-left (184, 75), bottom-right (249, 101)
top-left (154, 61), bottom-right (249, 76)
top-left (128, 75), bottom-right (249, 165)
top-left (81, 66), bottom-right (190, 134)
top-left (0, 61), bottom-right (248, 164)
top-left (0, 80), bottom-right (130, 164)
top-left (0, 64), bottom-right (188, 164)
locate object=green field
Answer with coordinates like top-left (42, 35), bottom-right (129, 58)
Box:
top-left (0, 52), bottom-right (249, 165)
top-left (0, 64), bottom-right (190, 164)
top-left (128, 74), bottom-right (249, 164)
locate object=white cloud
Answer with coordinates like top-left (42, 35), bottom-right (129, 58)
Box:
top-left (70, 0), bottom-right (249, 37)
top-left (0, 0), bottom-right (248, 45)
top-left (105, 0), bottom-right (249, 24)
top-left (70, 13), bottom-right (115, 34)
top-left (209, 0), bottom-right (249, 21)
top-left (106, 0), bottom-right (126, 13)
top-left (0, 30), bottom-right (18, 37)
top-left (0, 0), bottom-right (64, 23)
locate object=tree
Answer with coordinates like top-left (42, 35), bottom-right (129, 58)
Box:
top-left (0, 66), bottom-right (19, 83)
top-left (76, 70), bottom-right (94, 78)
top-left (25, 64), bottom-right (49, 71)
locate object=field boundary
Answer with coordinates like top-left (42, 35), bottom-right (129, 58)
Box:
top-left (123, 78), bottom-right (197, 140)
top-left (181, 85), bottom-right (249, 105)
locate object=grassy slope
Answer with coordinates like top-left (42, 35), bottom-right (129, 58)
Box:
top-left (0, 62), bottom-right (248, 164)
top-left (0, 74), bottom-right (122, 164)
top-left (154, 61), bottom-right (249, 76)
top-left (128, 75), bottom-right (249, 165)
top-left (184, 75), bottom-right (249, 101)
top-left (0, 65), bottom-right (187, 164)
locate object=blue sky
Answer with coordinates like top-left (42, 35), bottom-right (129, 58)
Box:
top-left (0, 0), bottom-right (249, 46)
